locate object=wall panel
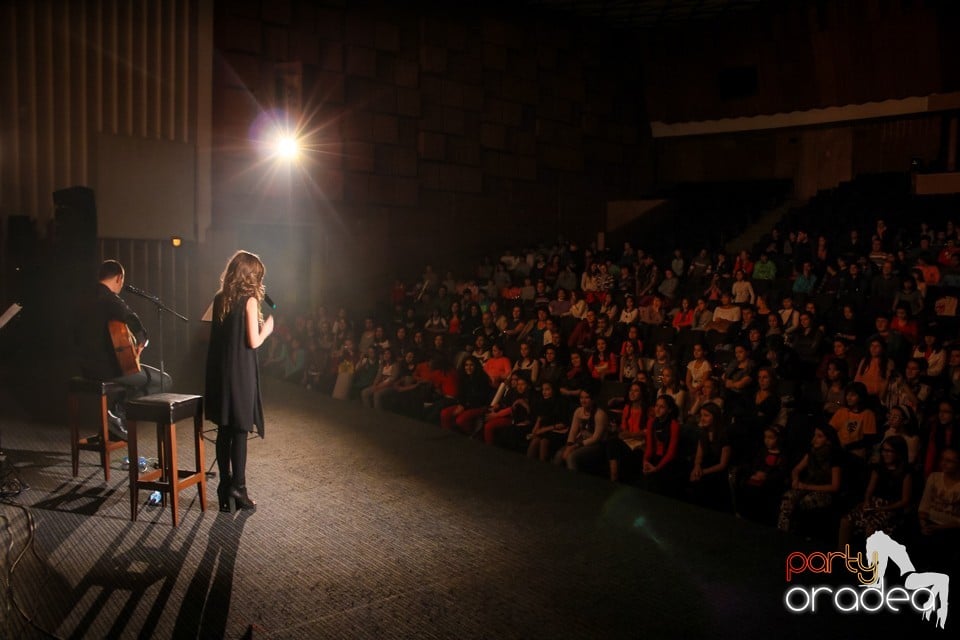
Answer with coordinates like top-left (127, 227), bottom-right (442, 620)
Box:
top-left (0, 0), bottom-right (209, 235)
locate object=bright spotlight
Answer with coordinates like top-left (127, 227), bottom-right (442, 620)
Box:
top-left (274, 134), bottom-right (301, 161)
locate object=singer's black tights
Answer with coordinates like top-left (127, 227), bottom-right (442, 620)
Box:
top-left (215, 425), bottom-right (249, 488)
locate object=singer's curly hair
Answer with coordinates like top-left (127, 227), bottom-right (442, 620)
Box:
top-left (219, 250), bottom-right (265, 323)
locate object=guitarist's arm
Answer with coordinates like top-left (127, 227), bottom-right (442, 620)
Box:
top-left (107, 292), bottom-right (149, 350)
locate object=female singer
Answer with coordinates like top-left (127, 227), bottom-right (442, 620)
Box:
top-left (205, 251), bottom-right (274, 513)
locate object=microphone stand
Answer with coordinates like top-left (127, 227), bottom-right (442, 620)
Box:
top-left (125, 286), bottom-right (188, 392)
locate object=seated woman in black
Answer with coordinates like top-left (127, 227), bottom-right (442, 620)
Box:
top-left (688, 402), bottom-right (732, 511)
top-left (838, 434), bottom-right (913, 549)
top-left (731, 426), bottom-right (787, 524)
top-left (439, 356), bottom-right (493, 434)
top-left (729, 365), bottom-right (781, 465)
top-left (526, 381), bottom-right (567, 461)
top-left (558, 351), bottom-right (595, 416)
top-left (777, 425), bottom-right (843, 534)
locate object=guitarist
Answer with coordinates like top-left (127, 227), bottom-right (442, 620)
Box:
top-left (74, 260), bottom-right (171, 440)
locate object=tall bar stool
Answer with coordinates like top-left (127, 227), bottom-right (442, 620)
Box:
top-left (68, 377), bottom-right (127, 482)
top-left (126, 393), bottom-right (207, 526)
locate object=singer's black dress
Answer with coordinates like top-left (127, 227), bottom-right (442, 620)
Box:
top-left (205, 294), bottom-right (265, 436)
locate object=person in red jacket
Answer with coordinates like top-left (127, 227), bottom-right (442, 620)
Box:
top-left (643, 395), bottom-right (683, 497)
top-left (587, 337), bottom-right (618, 381)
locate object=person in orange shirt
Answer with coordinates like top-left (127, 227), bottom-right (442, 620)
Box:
top-left (829, 382), bottom-right (878, 458)
top-left (482, 342), bottom-right (513, 388)
top-left (854, 336), bottom-right (895, 401)
top-left (916, 255), bottom-right (940, 286)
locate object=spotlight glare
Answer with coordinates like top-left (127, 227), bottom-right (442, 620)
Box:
top-left (274, 134), bottom-right (301, 161)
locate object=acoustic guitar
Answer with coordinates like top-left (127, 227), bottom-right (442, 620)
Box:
top-left (108, 320), bottom-right (142, 375)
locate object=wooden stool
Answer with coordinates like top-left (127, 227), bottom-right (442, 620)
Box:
top-left (68, 377), bottom-right (128, 482)
top-left (126, 393), bottom-right (207, 526)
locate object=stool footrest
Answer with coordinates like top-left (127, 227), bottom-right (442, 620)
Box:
top-left (127, 394), bottom-right (206, 527)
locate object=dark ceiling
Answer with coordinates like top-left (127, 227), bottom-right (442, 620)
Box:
top-left (520, 0), bottom-right (769, 31)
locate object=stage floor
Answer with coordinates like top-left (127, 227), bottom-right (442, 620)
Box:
top-left (0, 379), bottom-right (949, 639)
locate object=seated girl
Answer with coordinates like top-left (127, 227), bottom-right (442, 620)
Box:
top-left (917, 447), bottom-right (960, 568)
top-left (875, 404), bottom-right (920, 467)
top-left (439, 357), bottom-right (493, 434)
top-left (555, 390), bottom-right (610, 472)
top-left (828, 381), bottom-right (878, 460)
top-left (657, 366), bottom-right (687, 422)
top-left (605, 382), bottom-right (646, 482)
top-left (838, 435), bottom-right (913, 549)
top-left (731, 426), bottom-right (786, 524)
top-left (687, 402), bottom-right (732, 510)
top-left (642, 395), bottom-right (684, 497)
top-left (618, 339), bottom-right (642, 384)
top-left (483, 375), bottom-right (533, 446)
top-left (777, 425), bottom-right (843, 533)
top-left (526, 381), bottom-right (567, 462)
top-left (512, 341), bottom-right (541, 386)
top-left (925, 400), bottom-right (958, 478)
top-left (820, 358), bottom-right (849, 418)
top-left (684, 343), bottom-right (712, 399)
top-left (588, 337), bottom-right (618, 382)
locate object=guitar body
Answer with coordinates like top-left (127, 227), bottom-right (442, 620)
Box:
top-left (108, 320), bottom-right (142, 375)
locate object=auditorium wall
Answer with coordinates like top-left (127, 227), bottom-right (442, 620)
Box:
top-left (655, 113), bottom-right (944, 197)
top-left (642, 0), bottom-right (956, 124)
top-left (646, 0), bottom-right (956, 197)
top-left (210, 0), bottom-right (654, 293)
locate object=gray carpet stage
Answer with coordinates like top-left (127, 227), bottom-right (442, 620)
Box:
top-left (0, 379), bottom-right (949, 639)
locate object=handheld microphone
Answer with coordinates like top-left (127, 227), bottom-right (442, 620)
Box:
top-left (124, 283), bottom-right (146, 296)
top-left (263, 294), bottom-right (277, 310)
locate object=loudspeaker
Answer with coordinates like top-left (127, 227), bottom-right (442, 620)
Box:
top-left (6, 215), bottom-right (36, 256)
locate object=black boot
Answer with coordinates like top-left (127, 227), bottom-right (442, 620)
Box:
top-left (230, 486), bottom-right (257, 511)
top-left (217, 477), bottom-right (234, 513)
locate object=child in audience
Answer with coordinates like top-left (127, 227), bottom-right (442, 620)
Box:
top-left (526, 382), bottom-right (567, 462)
top-left (618, 339), bottom-right (641, 383)
top-left (820, 358), bottom-right (848, 417)
top-left (606, 382), bottom-right (646, 482)
top-left (643, 395), bottom-right (683, 496)
top-left (854, 336), bottom-right (894, 402)
top-left (588, 336), bottom-right (617, 382)
top-left (658, 366), bottom-right (686, 422)
top-left (483, 375), bottom-right (533, 446)
top-left (688, 402), bottom-right (732, 510)
top-left (684, 343), bottom-right (712, 399)
top-left (732, 426), bottom-right (786, 523)
top-left (828, 381), bottom-right (878, 459)
top-left (917, 447), bottom-right (960, 567)
top-left (778, 425), bottom-right (843, 533)
top-left (925, 400), bottom-right (958, 478)
top-left (555, 390), bottom-right (610, 472)
top-left (838, 435), bottom-right (913, 549)
top-left (875, 405), bottom-right (920, 467)
top-left (440, 356), bottom-right (493, 434)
